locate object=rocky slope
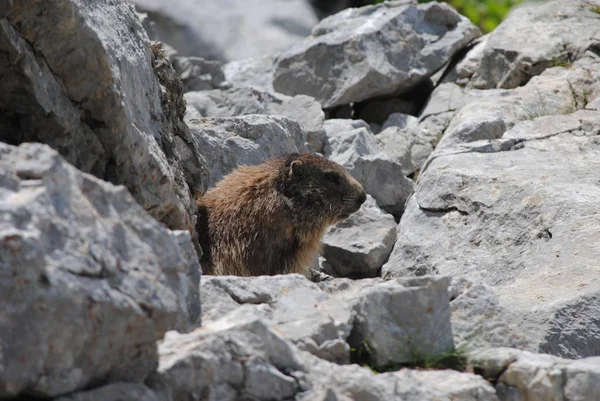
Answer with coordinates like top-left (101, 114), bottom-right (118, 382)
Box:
top-left (2, 0), bottom-right (600, 400)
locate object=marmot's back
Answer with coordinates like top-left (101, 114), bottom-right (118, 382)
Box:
top-left (196, 153), bottom-right (367, 276)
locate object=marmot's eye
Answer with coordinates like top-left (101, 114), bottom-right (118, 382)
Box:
top-left (325, 172), bottom-right (340, 185)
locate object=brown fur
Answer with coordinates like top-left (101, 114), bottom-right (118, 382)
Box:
top-left (196, 153), bottom-right (367, 276)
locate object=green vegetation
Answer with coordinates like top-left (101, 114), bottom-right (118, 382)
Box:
top-left (372, 0), bottom-right (531, 33)
top-left (351, 340), bottom-right (470, 373)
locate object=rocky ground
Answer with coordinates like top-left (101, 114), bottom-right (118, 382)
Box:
top-left (2, 0), bottom-right (600, 400)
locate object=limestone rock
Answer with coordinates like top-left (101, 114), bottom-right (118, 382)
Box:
top-left (0, 143), bottom-right (200, 398)
top-left (201, 274), bottom-right (454, 368)
top-left (185, 87), bottom-right (325, 152)
top-left (171, 55), bottom-right (227, 92)
top-left (383, 77), bottom-right (600, 358)
top-left (323, 119), bottom-right (414, 216)
top-left (343, 275), bottom-right (454, 369)
top-left (450, 279), bottom-right (528, 352)
top-left (321, 195), bottom-right (397, 278)
top-left (472, 347), bottom-right (600, 401)
top-left (149, 314), bottom-right (304, 401)
top-left (376, 124), bottom-right (436, 176)
top-left (54, 383), bottom-right (161, 401)
top-left (381, 113), bottom-right (418, 131)
top-left (135, 0), bottom-right (318, 62)
top-left (0, 1), bottom-right (208, 237)
top-left (151, 306), bottom-right (495, 401)
top-left (200, 275), bottom-right (354, 364)
top-left (187, 115), bottom-right (308, 187)
top-left (470, 0), bottom-right (600, 89)
top-left (222, 54), bottom-right (277, 92)
top-left (273, 0), bottom-right (480, 108)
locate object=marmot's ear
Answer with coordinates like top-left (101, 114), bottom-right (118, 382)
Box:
top-left (289, 160), bottom-right (303, 178)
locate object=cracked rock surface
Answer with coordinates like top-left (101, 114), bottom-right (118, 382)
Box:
top-left (384, 51), bottom-right (600, 358)
top-left (0, 0), bottom-right (209, 241)
top-left (187, 115), bottom-right (308, 188)
top-left (200, 274), bottom-right (453, 368)
top-left (0, 143), bottom-right (201, 397)
top-left (150, 306), bottom-right (496, 401)
top-left (272, 0), bottom-right (480, 108)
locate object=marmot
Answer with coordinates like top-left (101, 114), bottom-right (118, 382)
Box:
top-left (196, 153), bottom-right (367, 276)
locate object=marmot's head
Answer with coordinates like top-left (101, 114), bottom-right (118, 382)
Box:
top-left (275, 153), bottom-right (367, 224)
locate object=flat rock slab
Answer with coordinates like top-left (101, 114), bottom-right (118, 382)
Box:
top-left (201, 274), bottom-right (453, 368)
top-left (187, 115), bottom-right (308, 187)
top-left (273, 0), bottom-right (480, 108)
top-left (0, 143), bottom-right (200, 397)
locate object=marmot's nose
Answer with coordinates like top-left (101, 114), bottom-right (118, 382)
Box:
top-left (356, 189), bottom-right (367, 207)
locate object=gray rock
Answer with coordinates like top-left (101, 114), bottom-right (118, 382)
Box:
top-left (442, 34), bottom-right (489, 86)
top-left (200, 274), bottom-right (354, 364)
top-left (431, 55), bottom-right (600, 152)
top-left (187, 114), bottom-right (308, 187)
top-left (185, 87), bottom-right (326, 152)
top-left (149, 313), bottom-right (303, 401)
top-left (450, 279), bottom-right (528, 352)
top-left (470, 0), bottom-right (600, 89)
top-left (471, 347), bottom-right (600, 401)
top-left (135, 0), bottom-right (318, 62)
top-left (54, 383), bottom-right (161, 401)
top-left (381, 113), bottom-right (418, 131)
top-left (321, 195), bottom-right (397, 278)
top-left (344, 275), bottom-right (454, 369)
top-left (222, 54), bottom-right (277, 92)
top-left (273, 0), bottom-right (480, 108)
top-left (152, 301), bottom-right (495, 401)
top-left (323, 119), bottom-right (414, 216)
top-left (383, 94), bottom-right (600, 359)
top-left (304, 353), bottom-right (498, 401)
top-left (0, 142), bottom-right (200, 398)
top-left (376, 124), bottom-right (435, 176)
top-left (1, 2), bottom-right (208, 238)
top-left (171, 55), bottom-right (227, 92)
top-left (201, 274), bottom-right (454, 369)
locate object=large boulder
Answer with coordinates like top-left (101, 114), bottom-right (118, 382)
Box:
top-left (0, 142), bottom-right (200, 398)
top-left (0, 0), bottom-right (208, 238)
top-left (383, 54), bottom-right (600, 358)
top-left (469, 0), bottom-right (600, 89)
top-left (135, 0), bottom-right (318, 62)
top-left (187, 115), bottom-right (308, 187)
top-left (273, 0), bottom-right (480, 108)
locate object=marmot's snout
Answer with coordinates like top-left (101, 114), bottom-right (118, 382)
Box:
top-left (356, 188), bottom-right (367, 208)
